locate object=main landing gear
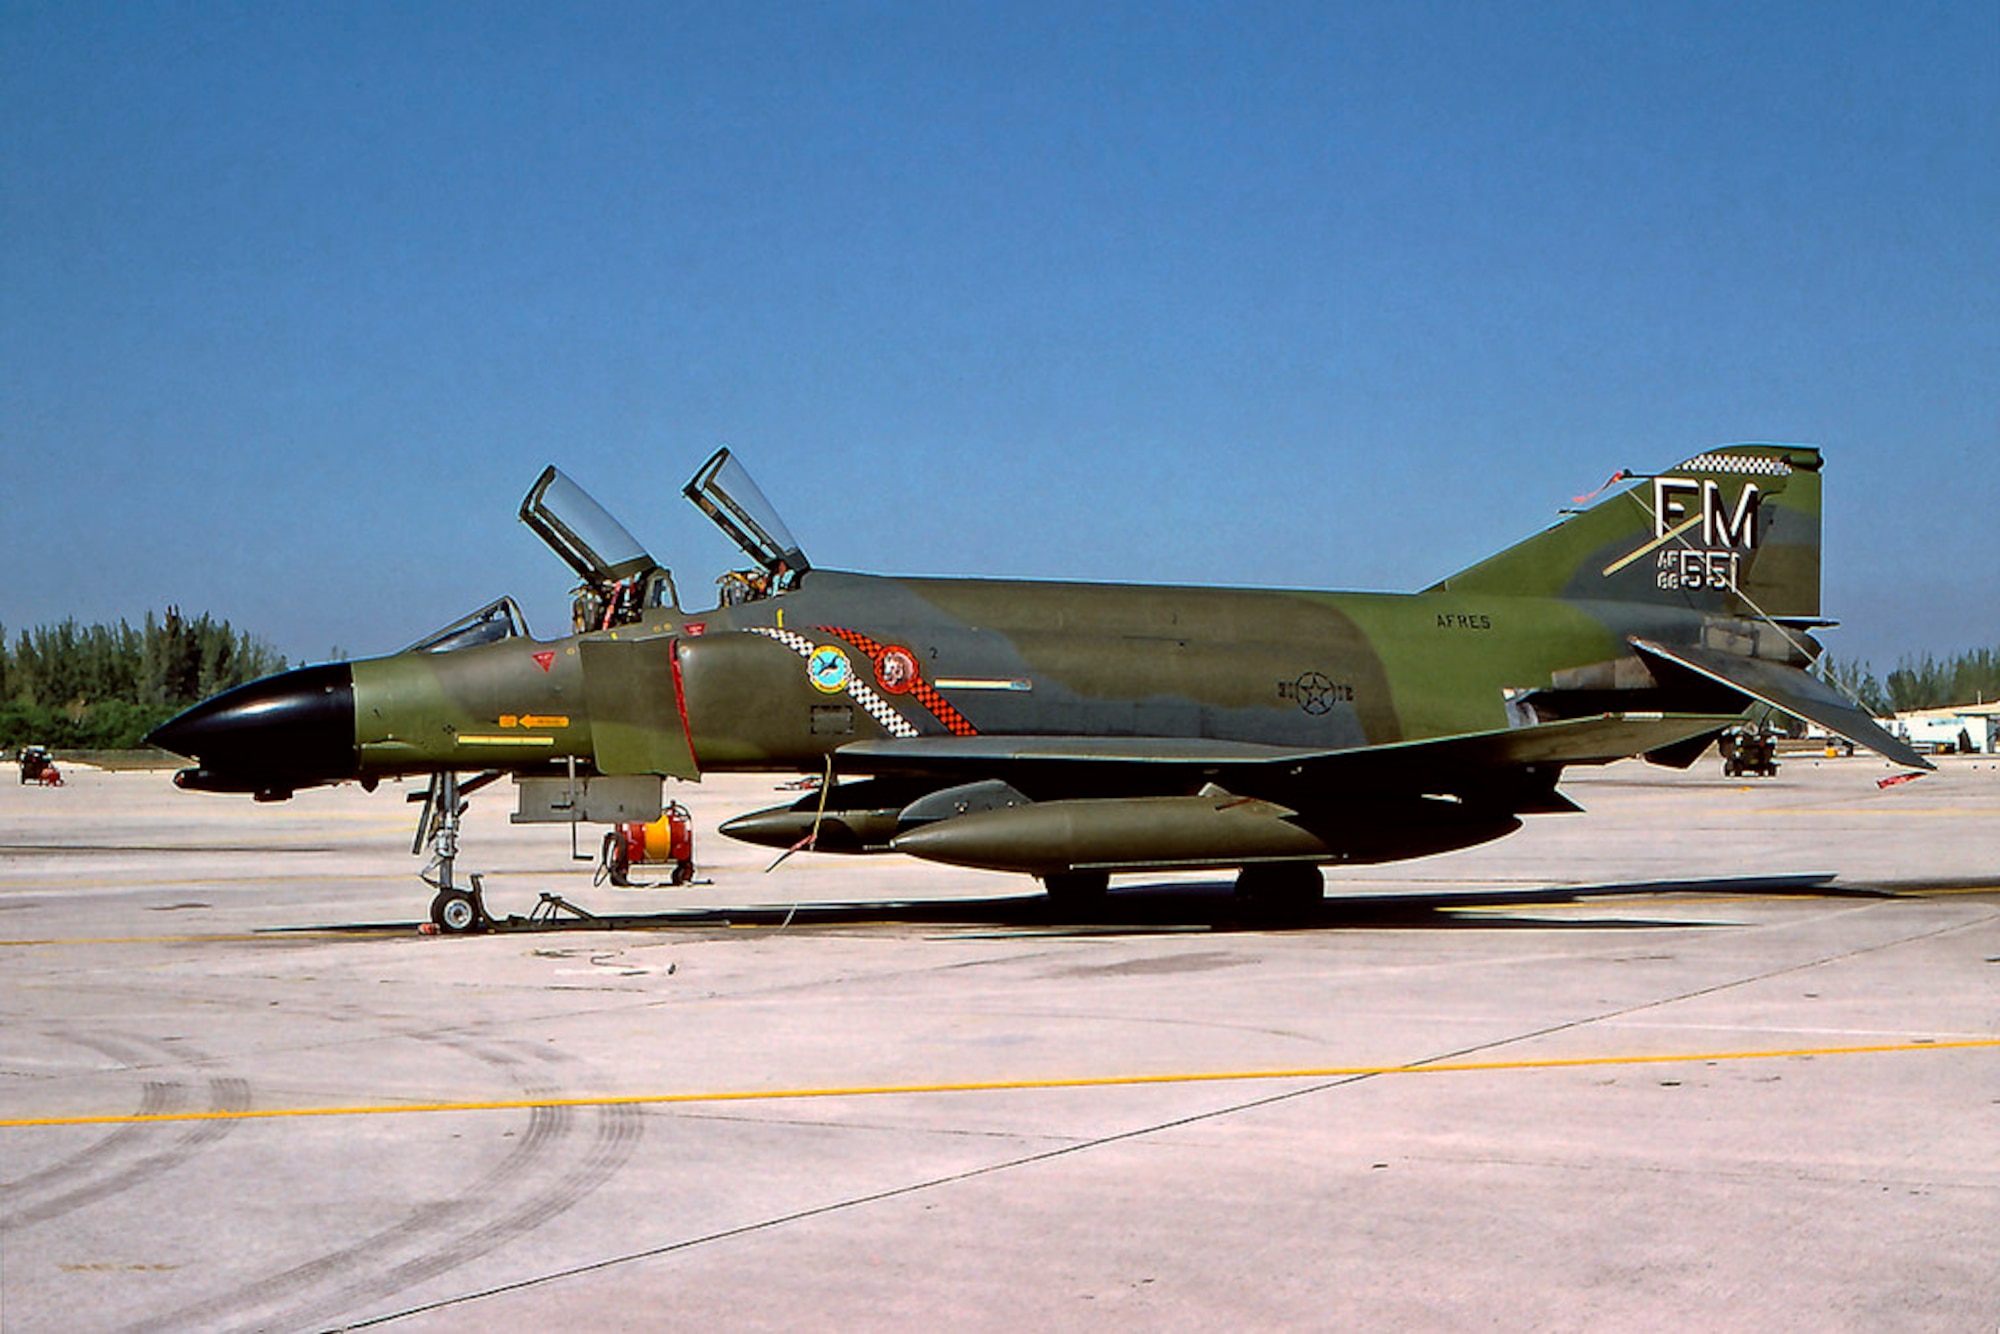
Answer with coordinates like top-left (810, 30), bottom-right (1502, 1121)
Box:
top-left (1040, 871), bottom-right (1110, 906)
top-left (1233, 863), bottom-right (1325, 911)
top-left (1038, 863), bottom-right (1326, 916)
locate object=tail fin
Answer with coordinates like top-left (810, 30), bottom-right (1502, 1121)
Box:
top-left (1428, 444), bottom-right (1823, 620)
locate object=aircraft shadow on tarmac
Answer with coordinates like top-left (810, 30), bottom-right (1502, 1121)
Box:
top-left (290, 871), bottom-right (1948, 938)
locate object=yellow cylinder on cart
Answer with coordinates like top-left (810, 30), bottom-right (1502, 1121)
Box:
top-left (621, 805), bottom-right (693, 865)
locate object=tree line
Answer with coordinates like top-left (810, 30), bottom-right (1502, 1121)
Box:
top-left (1820, 648), bottom-right (2000, 718)
top-left (0, 609), bottom-right (286, 750)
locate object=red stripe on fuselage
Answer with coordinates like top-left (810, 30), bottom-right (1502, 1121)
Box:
top-left (670, 637), bottom-right (702, 772)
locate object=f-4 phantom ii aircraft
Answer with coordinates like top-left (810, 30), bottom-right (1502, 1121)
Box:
top-left (150, 444), bottom-right (1928, 930)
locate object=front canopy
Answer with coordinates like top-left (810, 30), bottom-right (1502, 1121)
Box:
top-left (520, 465), bottom-right (661, 591)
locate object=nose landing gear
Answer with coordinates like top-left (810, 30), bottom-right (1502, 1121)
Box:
top-left (429, 876), bottom-right (488, 933)
top-left (410, 770), bottom-right (696, 933)
top-left (415, 770), bottom-right (500, 933)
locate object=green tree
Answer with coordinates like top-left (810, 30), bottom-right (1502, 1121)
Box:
top-left (1, 611), bottom-right (285, 749)
top-left (1824, 648), bottom-right (2000, 716)
top-left (1819, 656), bottom-right (1890, 717)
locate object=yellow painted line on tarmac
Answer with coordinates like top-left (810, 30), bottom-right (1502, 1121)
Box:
top-left (1788, 807), bottom-right (1998, 818)
top-left (5, 1037), bottom-right (1994, 1131)
top-left (0, 928), bottom-right (408, 948)
top-left (1447, 884), bottom-right (2000, 911)
top-left (3, 875), bottom-right (376, 894)
top-left (0, 934), bottom-right (254, 947)
top-left (7, 882), bottom-right (1994, 948)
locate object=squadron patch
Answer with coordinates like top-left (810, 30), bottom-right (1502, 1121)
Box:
top-left (817, 626), bottom-right (980, 737)
top-left (747, 626), bottom-right (920, 737)
top-left (806, 644), bottom-right (852, 693)
top-left (875, 645), bottom-right (920, 694)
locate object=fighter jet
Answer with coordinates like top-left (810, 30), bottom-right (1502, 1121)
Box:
top-left (149, 444), bottom-right (1928, 930)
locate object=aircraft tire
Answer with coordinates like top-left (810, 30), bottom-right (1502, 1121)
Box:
top-left (1042, 871), bottom-right (1110, 904)
top-left (1234, 863), bottom-right (1324, 910)
top-left (430, 889), bottom-right (482, 934)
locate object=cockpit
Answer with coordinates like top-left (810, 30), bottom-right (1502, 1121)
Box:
top-left (682, 448), bottom-right (811, 606)
top-left (404, 597), bottom-right (532, 654)
top-left (401, 449), bottom-right (808, 657)
top-left (520, 465), bottom-right (681, 632)
top-left (515, 447), bottom-right (811, 632)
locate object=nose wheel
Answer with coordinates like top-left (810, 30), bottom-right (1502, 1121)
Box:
top-left (429, 877), bottom-right (489, 934)
top-left (416, 771), bottom-right (496, 933)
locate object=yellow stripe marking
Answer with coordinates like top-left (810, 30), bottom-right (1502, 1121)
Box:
top-left (456, 735), bottom-right (555, 747)
top-left (5, 1038), bottom-right (1992, 1130)
top-left (0, 930), bottom-right (407, 947)
top-left (5, 883), bottom-right (1994, 949)
top-left (1602, 512), bottom-right (1703, 576)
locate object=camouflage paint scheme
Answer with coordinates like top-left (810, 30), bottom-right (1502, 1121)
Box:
top-left (151, 444), bottom-right (1926, 904)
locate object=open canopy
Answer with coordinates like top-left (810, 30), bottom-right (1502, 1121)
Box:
top-left (519, 466), bottom-right (660, 591)
top-left (683, 447), bottom-right (810, 575)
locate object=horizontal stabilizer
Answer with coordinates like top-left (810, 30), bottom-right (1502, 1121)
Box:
top-left (1631, 638), bottom-right (1932, 771)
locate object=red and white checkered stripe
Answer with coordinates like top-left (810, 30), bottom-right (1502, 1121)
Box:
top-left (746, 626), bottom-right (920, 738)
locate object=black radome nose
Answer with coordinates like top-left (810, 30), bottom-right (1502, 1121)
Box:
top-left (147, 663), bottom-right (358, 795)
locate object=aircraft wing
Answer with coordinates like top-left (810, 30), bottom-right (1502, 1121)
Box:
top-left (837, 735), bottom-right (1326, 767)
top-left (838, 710), bottom-right (1745, 804)
top-left (1301, 710), bottom-right (1744, 777)
top-left (1630, 639), bottom-right (1932, 771)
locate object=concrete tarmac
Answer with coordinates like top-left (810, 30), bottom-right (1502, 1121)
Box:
top-left (2, 755), bottom-right (1996, 1330)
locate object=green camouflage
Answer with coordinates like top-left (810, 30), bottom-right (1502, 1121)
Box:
top-left (151, 443), bottom-right (1924, 910)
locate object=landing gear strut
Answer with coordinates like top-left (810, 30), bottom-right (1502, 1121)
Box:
top-left (417, 771), bottom-right (493, 933)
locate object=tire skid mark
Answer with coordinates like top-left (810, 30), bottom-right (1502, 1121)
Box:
top-left (141, 1100), bottom-right (576, 1333)
top-left (8, 1079), bottom-right (248, 1229)
top-left (355, 901), bottom-right (2000, 1328)
top-left (2, 1080), bottom-right (182, 1197)
top-left (4, 1032), bottom-right (249, 1229)
top-left (294, 1101), bottom-right (643, 1330)
top-left (140, 1029), bottom-right (639, 1333)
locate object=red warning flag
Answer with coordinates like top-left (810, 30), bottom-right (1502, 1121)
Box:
top-left (1572, 470), bottom-right (1630, 506)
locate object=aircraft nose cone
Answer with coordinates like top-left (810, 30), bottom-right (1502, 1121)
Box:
top-left (147, 663), bottom-right (358, 788)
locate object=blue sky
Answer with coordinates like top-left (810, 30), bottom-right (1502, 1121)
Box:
top-left (4, 1), bottom-right (1994, 671)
